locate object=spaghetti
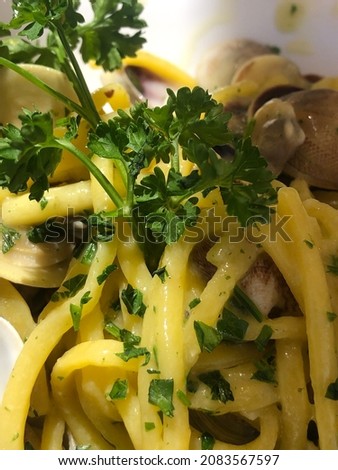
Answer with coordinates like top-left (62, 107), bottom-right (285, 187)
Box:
top-left (0, 37), bottom-right (338, 451)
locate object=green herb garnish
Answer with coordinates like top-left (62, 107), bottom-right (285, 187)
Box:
top-left (144, 422), bottom-right (155, 431)
top-left (194, 321), bottom-right (222, 353)
top-left (217, 308), bottom-right (249, 343)
top-left (97, 263), bottom-right (118, 285)
top-left (0, 223), bottom-right (21, 253)
top-left (51, 273), bottom-right (88, 301)
top-left (326, 256), bottom-right (338, 276)
top-left (108, 378), bottom-right (128, 400)
top-left (0, 1), bottom-right (276, 273)
top-left (121, 284), bottom-right (146, 317)
top-left (105, 321), bottom-right (141, 345)
top-left (251, 355), bottom-right (277, 384)
top-left (325, 378), bottom-right (338, 400)
top-left (254, 325), bottom-right (273, 352)
top-left (201, 432), bottom-right (215, 450)
top-left (70, 290), bottom-right (92, 331)
top-left (232, 285), bottom-right (263, 322)
top-left (189, 298), bottom-right (201, 309)
top-left (116, 343), bottom-right (150, 365)
top-left (327, 311), bottom-right (337, 322)
top-left (148, 378), bottom-right (175, 417)
top-left (198, 370), bottom-right (234, 404)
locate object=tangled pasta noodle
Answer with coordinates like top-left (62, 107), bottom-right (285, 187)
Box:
top-left (1, 40), bottom-right (338, 451)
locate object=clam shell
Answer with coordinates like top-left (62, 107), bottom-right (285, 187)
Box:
top-left (283, 89), bottom-right (338, 189)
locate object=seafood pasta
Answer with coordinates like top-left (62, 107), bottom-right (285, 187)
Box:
top-left (0, 1), bottom-right (338, 451)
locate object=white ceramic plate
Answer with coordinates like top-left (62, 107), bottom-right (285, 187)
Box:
top-left (140, 0), bottom-right (338, 77)
top-left (3, 0), bottom-right (338, 83)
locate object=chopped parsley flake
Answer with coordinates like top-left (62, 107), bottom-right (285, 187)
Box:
top-left (51, 274), bottom-right (88, 301)
top-left (198, 370), bottom-right (234, 404)
top-left (327, 311), bottom-right (337, 322)
top-left (251, 355), bottom-right (277, 384)
top-left (152, 266), bottom-right (169, 283)
top-left (144, 422), bottom-right (155, 431)
top-left (116, 344), bottom-right (150, 365)
top-left (232, 285), bottom-right (263, 322)
top-left (148, 379), bottom-right (175, 417)
top-left (105, 322), bottom-right (141, 345)
top-left (326, 255), bottom-right (338, 275)
top-left (325, 378), bottom-right (338, 400)
top-left (121, 284), bottom-right (146, 317)
top-left (0, 223), bottom-right (21, 253)
top-left (108, 378), bottom-right (128, 400)
top-left (189, 297), bottom-right (201, 309)
top-left (201, 431), bottom-right (215, 450)
top-left (254, 325), bottom-right (273, 352)
top-left (176, 389), bottom-right (191, 407)
top-left (304, 239), bottom-right (314, 248)
top-left (217, 308), bottom-right (249, 343)
top-left (97, 263), bottom-right (118, 285)
top-left (70, 290), bottom-right (92, 331)
top-left (194, 321), bottom-right (222, 352)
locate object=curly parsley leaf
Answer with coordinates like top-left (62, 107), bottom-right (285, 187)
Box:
top-left (0, 110), bottom-right (62, 199)
top-left (0, 4), bottom-right (276, 274)
top-left (78, 0), bottom-right (146, 71)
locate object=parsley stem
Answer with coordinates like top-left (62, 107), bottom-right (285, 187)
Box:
top-left (171, 139), bottom-right (180, 172)
top-left (56, 138), bottom-right (124, 209)
top-left (54, 22), bottom-right (101, 128)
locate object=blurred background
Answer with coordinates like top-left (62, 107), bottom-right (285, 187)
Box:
top-left (2, 0), bottom-right (338, 78)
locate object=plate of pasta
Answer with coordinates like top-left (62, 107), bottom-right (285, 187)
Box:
top-left (0, 0), bottom-right (338, 452)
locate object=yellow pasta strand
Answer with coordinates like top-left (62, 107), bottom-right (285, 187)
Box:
top-left (259, 187), bottom-right (338, 449)
top-left (0, 240), bottom-right (117, 449)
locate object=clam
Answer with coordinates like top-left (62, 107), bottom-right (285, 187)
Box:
top-left (0, 228), bottom-right (73, 288)
top-left (0, 64), bottom-right (78, 287)
top-left (196, 39), bottom-right (275, 90)
top-left (252, 88), bottom-right (338, 189)
top-left (251, 98), bottom-right (305, 176)
top-left (0, 317), bottom-right (23, 403)
top-left (232, 54), bottom-right (309, 94)
top-left (0, 64), bottom-right (78, 126)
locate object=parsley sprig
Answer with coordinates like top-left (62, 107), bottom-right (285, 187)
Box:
top-left (0, 0), bottom-right (146, 127)
top-left (0, 0), bottom-right (277, 271)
